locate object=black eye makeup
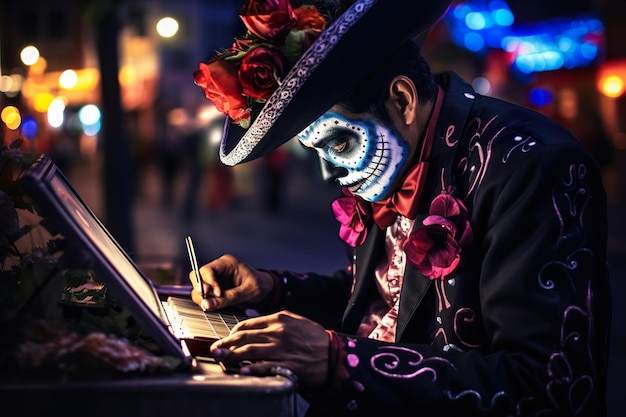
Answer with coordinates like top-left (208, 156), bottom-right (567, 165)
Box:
top-left (321, 128), bottom-right (363, 159)
top-left (332, 141), bottom-right (347, 152)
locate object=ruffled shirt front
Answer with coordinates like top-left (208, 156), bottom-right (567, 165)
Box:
top-left (357, 215), bottom-right (415, 342)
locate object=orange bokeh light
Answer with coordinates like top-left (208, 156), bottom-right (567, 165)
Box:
top-left (597, 59), bottom-right (626, 98)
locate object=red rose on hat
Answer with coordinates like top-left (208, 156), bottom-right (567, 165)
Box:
top-left (240, 0), bottom-right (297, 40)
top-left (294, 5), bottom-right (327, 33)
top-left (239, 46), bottom-right (286, 100)
top-left (194, 59), bottom-right (251, 126)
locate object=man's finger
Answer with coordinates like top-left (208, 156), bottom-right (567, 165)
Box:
top-left (239, 361), bottom-right (298, 382)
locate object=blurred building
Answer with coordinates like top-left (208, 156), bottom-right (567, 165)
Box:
top-left (0, 0), bottom-right (243, 248)
top-left (2, 0), bottom-right (625, 154)
top-left (1, 0), bottom-right (626, 209)
top-left (0, 0), bottom-right (241, 155)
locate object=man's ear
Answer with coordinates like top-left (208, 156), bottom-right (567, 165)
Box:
top-left (387, 75), bottom-right (418, 126)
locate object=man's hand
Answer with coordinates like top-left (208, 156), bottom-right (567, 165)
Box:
top-left (210, 310), bottom-right (330, 387)
top-left (189, 254), bottom-right (274, 311)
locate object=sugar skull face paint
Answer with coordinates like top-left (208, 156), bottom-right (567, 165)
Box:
top-left (297, 111), bottom-right (409, 202)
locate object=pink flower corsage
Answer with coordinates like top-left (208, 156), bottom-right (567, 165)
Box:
top-left (403, 191), bottom-right (473, 279)
top-left (331, 190), bottom-right (371, 247)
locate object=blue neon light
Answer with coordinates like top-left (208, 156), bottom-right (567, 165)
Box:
top-left (21, 116), bottom-right (38, 140)
top-left (529, 88), bottom-right (554, 106)
top-left (445, 1), bottom-right (604, 73)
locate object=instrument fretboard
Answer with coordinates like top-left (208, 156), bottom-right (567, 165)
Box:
top-left (163, 296), bottom-right (249, 341)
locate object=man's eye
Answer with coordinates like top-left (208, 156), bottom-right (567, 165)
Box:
top-left (332, 142), bottom-right (347, 152)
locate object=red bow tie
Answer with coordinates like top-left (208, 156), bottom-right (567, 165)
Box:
top-left (334, 85), bottom-right (443, 234)
top-left (370, 161), bottom-right (430, 229)
top-left (332, 161), bottom-right (430, 246)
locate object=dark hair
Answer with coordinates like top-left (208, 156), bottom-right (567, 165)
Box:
top-left (338, 39), bottom-right (438, 125)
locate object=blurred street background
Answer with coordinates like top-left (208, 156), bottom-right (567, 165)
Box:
top-left (1, 0), bottom-right (625, 415)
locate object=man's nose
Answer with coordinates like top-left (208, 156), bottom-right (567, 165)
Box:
top-left (319, 157), bottom-right (348, 183)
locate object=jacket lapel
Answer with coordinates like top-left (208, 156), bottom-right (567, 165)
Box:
top-left (340, 224), bottom-right (385, 333)
top-left (396, 260), bottom-right (433, 339)
top-left (396, 72), bottom-right (477, 340)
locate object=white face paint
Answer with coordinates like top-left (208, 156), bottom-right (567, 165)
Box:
top-left (297, 111), bottom-right (409, 202)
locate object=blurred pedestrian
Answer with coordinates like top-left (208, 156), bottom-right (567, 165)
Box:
top-left (260, 147), bottom-right (290, 214)
top-left (155, 99), bottom-right (184, 208)
top-left (204, 147), bottom-right (235, 214)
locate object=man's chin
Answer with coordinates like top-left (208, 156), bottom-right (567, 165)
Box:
top-left (353, 188), bottom-right (390, 203)
top-left (342, 176), bottom-right (394, 202)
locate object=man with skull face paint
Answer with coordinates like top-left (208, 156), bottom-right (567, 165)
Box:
top-left (189, 0), bottom-right (611, 416)
top-left (298, 111), bottom-right (411, 202)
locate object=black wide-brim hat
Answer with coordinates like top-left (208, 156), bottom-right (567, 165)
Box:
top-left (220, 0), bottom-right (452, 166)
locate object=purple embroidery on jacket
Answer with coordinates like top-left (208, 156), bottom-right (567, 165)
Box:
top-left (445, 124), bottom-right (458, 147)
top-left (432, 276), bottom-right (484, 350)
top-left (454, 308), bottom-right (483, 348)
top-left (347, 353), bottom-right (359, 368)
top-left (531, 161), bottom-right (596, 417)
top-left (433, 327), bottom-right (450, 347)
top-left (347, 337), bottom-right (357, 349)
top-left (443, 390), bottom-right (508, 412)
top-left (552, 163), bottom-right (590, 245)
top-left (435, 279), bottom-right (451, 311)
top-left (457, 115), bottom-right (506, 196)
top-left (540, 287), bottom-right (595, 415)
top-left (502, 135), bottom-right (537, 163)
top-left (565, 164), bottom-right (589, 221)
top-left (539, 163), bottom-right (594, 294)
top-left (370, 346), bottom-right (455, 379)
top-left (538, 248), bottom-right (593, 292)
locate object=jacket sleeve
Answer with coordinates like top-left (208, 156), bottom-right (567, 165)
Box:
top-left (304, 143), bottom-right (610, 416)
top-left (261, 267), bottom-right (353, 330)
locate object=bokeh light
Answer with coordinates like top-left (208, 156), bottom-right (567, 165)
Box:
top-left (2, 106), bottom-right (22, 130)
top-left (471, 77), bottom-right (492, 95)
top-left (447, 2), bottom-right (604, 74)
top-left (0, 75), bottom-right (14, 92)
top-left (21, 115), bottom-right (38, 140)
top-left (119, 66), bottom-right (137, 86)
top-left (167, 108), bottom-right (189, 127)
top-left (208, 124), bottom-right (222, 147)
top-left (47, 97), bottom-right (66, 128)
top-left (156, 17), bottom-right (179, 38)
top-left (78, 104), bottom-right (102, 135)
top-left (529, 88), bottom-right (555, 106)
top-left (492, 7), bottom-right (514, 26)
top-left (464, 32), bottom-right (485, 52)
top-left (78, 104), bottom-right (101, 126)
top-left (600, 75), bottom-right (625, 98)
top-left (33, 92), bottom-right (55, 113)
top-left (83, 121), bottom-right (101, 136)
top-left (20, 45), bottom-right (40, 66)
top-left (1, 106), bottom-right (19, 124)
top-left (59, 69), bottom-right (78, 89)
top-left (29, 56), bottom-right (48, 75)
